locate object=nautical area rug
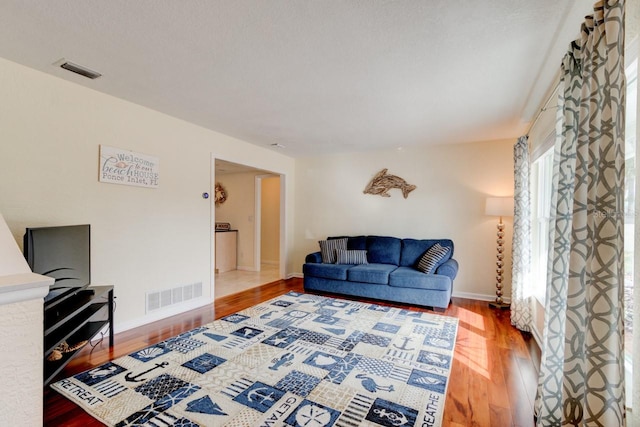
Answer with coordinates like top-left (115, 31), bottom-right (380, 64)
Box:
top-left (51, 292), bottom-right (458, 427)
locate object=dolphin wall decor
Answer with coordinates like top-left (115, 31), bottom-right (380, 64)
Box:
top-left (363, 168), bottom-right (416, 199)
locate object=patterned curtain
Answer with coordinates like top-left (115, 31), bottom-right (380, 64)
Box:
top-left (534, 1), bottom-right (627, 425)
top-left (511, 136), bottom-right (532, 332)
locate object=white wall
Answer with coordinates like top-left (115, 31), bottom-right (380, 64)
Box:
top-left (0, 57), bottom-right (295, 330)
top-left (293, 140), bottom-right (515, 300)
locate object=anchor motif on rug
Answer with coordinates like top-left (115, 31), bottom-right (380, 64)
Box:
top-left (356, 374), bottom-right (395, 393)
top-left (393, 336), bottom-right (414, 351)
top-left (125, 361), bottom-right (169, 382)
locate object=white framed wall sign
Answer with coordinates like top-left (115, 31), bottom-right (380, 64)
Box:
top-left (99, 145), bottom-right (159, 188)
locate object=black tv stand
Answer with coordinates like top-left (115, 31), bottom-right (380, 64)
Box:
top-left (43, 285), bottom-right (114, 385)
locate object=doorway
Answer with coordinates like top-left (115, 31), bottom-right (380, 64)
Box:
top-left (212, 159), bottom-right (283, 298)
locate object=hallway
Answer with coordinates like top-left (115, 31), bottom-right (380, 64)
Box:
top-left (214, 262), bottom-right (280, 298)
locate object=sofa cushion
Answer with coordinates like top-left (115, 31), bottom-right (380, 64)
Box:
top-left (436, 258), bottom-right (459, 280)
top-left (366, 236), bottom-right (402, 265)
top-left (416, 243), bottom-right (451, 274)
top-left (305, 252), bottom-right (323, 263)
top-left (336, 249), bottom-right (368, 265)
top-left (304, 263), bottom-right (353, 280)
top-left (329, 236), bottom-right (367, 250)
top-left (318, 238), bottom-right (347, 263)
top-left (347, 264), bottom-right (397, 285)
top-left (347, 236), bottom-right (367, 250)
top-left (389, 267), bottom-right (451, 291)
top-left (400, 239), bottom-right (454, 267)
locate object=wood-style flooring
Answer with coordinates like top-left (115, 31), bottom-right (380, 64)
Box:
top-left (43, 278), bottom-right (540, 426)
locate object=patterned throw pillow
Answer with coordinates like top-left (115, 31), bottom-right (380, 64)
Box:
top-left (416, 243), bottom-right (451, 274)
top-left (318, 238), bottom-right (348, 263)
top-left (336, 249), bottom-right (368, 265)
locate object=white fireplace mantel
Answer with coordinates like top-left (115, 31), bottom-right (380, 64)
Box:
top-left (0, 213), bottom-right (53, 426)
top-left (0, 272), bottom-right (51, 305)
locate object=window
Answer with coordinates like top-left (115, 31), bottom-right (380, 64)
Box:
top-left (531, 144), bottom-right (554, 303)
top-left (624, 52), bottom-right (637, 412)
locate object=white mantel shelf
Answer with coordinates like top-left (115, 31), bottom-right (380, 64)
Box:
top-left (0, 272), bottom-right (52, 305)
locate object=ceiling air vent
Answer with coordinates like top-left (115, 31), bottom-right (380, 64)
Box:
top-left (59, 60), bottom-right (102, 79)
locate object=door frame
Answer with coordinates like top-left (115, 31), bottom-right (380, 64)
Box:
top-left (211, 156), bottom-right (285, 294)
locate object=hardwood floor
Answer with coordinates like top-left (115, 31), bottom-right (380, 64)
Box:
top-left (43, 278), bottom-right (540, 426)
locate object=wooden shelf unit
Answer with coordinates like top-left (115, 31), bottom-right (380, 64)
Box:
top-left (43, 285), bottom-right (114, 385)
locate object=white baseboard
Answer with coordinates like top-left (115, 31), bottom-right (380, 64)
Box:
top-left (114, 296), bottom-right (214, 334)
top-left (289, 272), bottom-right (303, 279)
top-left (530, 323), bottom-right (543, 349)
top-left (452, 290), bottom-right (511, 303)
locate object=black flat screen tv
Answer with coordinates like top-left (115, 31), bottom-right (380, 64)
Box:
top-left (23, 224), bottom-right (91, 306)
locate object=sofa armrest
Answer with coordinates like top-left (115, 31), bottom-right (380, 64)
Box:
top-left (305, 252), bottom-right (323, 263)
top-left (435, 258), bottom-right (458, 280)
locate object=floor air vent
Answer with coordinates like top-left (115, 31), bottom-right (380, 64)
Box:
top-left (146, 282), bottom-right (203, 313)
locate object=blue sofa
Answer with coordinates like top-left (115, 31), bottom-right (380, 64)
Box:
top-left (303, 236), bottom-right (458, 311)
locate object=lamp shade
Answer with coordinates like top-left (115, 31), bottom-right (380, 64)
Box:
top-left (485, 197), bottom-right (514, 217)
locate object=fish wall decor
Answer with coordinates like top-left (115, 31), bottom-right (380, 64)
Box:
top-left (363, 168), bottom-right (416, 199)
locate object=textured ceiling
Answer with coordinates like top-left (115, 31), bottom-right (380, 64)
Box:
top-left (0, 1), bottom-right (595, 157)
